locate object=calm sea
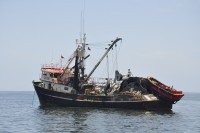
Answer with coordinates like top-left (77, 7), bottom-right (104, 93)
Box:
top-left (0, 92), bottom-right (199, 133)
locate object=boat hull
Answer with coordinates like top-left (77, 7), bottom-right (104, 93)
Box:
top-left (33, 81), bottom-right (173, 110)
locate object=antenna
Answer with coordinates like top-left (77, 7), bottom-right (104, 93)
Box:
top-left (83, 0), bottom-right (85, 34)
top-left (80, 11), bottom-right (83, 44)
top-left (77, 0), bottom-right (86, 45)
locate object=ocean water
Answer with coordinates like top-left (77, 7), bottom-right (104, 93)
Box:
top-left (0, 92), bottom-right (199, 133)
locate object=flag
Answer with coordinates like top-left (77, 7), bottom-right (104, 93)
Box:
top-left (61, 55), bottom-right (64, 59)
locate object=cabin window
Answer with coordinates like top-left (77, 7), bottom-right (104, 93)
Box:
top-left (50, 73), bottom-right (53, 77)
top-left (64, 87), bottom-right (69, 91)
top-left (42, 71), bottom-right (47, 75)
top-left (54, 73), bottom-right (61, 78)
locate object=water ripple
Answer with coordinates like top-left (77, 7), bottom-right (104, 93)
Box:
top-left (0, 92), bottom-right (199, 133)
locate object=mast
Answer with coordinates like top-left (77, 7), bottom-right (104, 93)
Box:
top-left (73, 35), bottom-right (86, 91)
top-left (85, 37), bottom-right (122, 82)
top-left (81, 33), bottom-right (86, 80)
top-left (74, 34), bottom-right (86, 81)
top-left (73, 52), bottom-right (79, 91)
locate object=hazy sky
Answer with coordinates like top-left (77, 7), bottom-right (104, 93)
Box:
top-left (0, 0), bottom-right (199, 92)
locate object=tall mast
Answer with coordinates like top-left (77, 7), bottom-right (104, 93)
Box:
top-left (81, 33), bottom-right (86, 80)
top-left (80, 0), bottom-right (86, 80)
top-left (85, 37), bottom-right (122, 82)
top-left (75, 33), bottom-right (86, 80)
top-left (73, 52), bottom-right (79, 91)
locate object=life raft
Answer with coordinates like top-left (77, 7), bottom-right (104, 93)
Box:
top-left (147, 76), bottom-right (184, 103)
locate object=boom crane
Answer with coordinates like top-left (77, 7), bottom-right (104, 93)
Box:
top-left (85, 37), bottom-right (122, 82)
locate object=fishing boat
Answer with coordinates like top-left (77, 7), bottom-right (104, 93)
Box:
top-left (32, 34), bottom-right (184, 110)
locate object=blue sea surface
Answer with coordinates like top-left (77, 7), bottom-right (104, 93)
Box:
top-left (0, 92), bottom-right (199, 133)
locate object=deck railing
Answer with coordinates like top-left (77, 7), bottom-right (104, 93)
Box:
top-left (41, 63), bottom-right (64, 69)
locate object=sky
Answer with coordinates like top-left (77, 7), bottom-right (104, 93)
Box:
top-left (0, 0), bottom-right (199, 92)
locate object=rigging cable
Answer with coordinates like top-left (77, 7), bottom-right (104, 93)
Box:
top-left (106, 55), bottom-right (109, 80)
top-left (112, 41), bottom-right (122, 72)
top-left (115, 44), bottom-right (118, 70)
